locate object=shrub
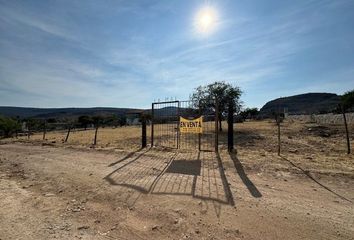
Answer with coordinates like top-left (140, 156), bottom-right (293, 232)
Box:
top-left (0, 116), bottom-right (21, 138)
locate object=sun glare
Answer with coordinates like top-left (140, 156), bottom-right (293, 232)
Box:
top-left (194, 6), bottom-right (218, 35)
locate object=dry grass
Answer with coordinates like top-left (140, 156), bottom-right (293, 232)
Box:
top-left (17, 125), bottom-right (151, 150)
top-left (8, 119), bottom-right (354, 175)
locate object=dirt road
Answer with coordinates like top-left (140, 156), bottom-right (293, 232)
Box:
top-left (0, 143), bottom-right (353, 240)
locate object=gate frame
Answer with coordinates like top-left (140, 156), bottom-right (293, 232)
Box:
top-left (151, 99), bottom-right (220, 152)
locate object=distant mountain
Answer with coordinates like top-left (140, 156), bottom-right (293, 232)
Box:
top-left (152, 106), bottom-right (178, 116)
top-left (0, 106), bottom-right (143, 119)
top-left (0, 105), bottom-right (198, 120)
top-left (260, 93), bottom-right (340, 116)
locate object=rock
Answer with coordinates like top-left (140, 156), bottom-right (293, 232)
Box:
top-left (289, 149), bottom-right (298, 153)
top-left (319, 132), bottom-right (330, 138)
top-left (151, 225), bottom-right (159, 230)
top-left (174, 217), bottom-right (184, 226)
top-left (43, 193), bottom-right (55, 197)
top-left (77, 226), bottom-right (90, 230)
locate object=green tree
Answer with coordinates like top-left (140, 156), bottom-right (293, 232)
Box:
top-left (341, 90), bottom-right (354, 110)
top-left (23, 118), bottom-right (43, 132)
top-left (78, 115), bottom-right (92, 130)
top-left (92, 115), bottom-right (104, 127)
top-left (102, 115), bottom-right (119, 127)
top-left (0, 116), bottom-right (21, 138)
top-left (118, 115), bottom-right (127, 126)
top-left (191, 81), bottom-right (242, 131)
top-left (141, 113), bottom-right (151, 122)
top-left (240, 108), bottom-right (259, 119)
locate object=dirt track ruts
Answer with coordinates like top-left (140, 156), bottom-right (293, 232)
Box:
top-left (0, 142), bottom-right (353, 240)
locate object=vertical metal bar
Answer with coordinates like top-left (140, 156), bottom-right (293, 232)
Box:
top-left (151, 103), bottom-right (154, 147)
top-left (177, 101), bottom-right (180, 149)
top-left (215, 99), bottom-right (219, 152)
top-left (198, 131), bottom-right (201, 151)
top-left (198, 100), bottom-right (201, 151)
top-left (142, 116), bottom-right (147, 148)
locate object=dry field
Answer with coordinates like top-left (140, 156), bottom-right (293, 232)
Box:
top-left (16, 125), bottom-right (150, 150)
top-left (0, 120), bottom-right (353, 240)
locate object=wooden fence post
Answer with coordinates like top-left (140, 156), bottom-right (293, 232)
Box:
top-left (215, 99), bottom-right (219, 152)
top-left (93, 124), bottom-right (98, 146)
top-left (43, 120), bottom-right (46, 140)
top-left (228, 100), bottom-right (234, 152)
top-left (341, 105), bottom-right (351, 154)
top-left (64, 124), bottom-right (71, 143)
top-left (27, 124), bottom-right (30, 140)
top-left (277, 115), bottom-right (281, 156)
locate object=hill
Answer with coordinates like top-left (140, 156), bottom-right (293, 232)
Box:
top-left (0, 106), bottom-right (142, 119)
top-left (260, 93), bottom-right (340, 116)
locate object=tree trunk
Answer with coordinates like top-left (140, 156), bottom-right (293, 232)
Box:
top-left (341, 106), bottom-right (351, 154)
top-left (219, 119), bottom-right (222, 132)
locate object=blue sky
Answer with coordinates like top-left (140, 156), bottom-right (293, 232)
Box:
top-left (0, 0), bottom-right (354, 109)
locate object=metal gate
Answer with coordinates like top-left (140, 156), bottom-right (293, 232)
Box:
top-left (151, 100), bottom-right (218, 151)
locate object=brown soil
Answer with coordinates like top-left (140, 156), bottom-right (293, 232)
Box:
top-left (0, 120), bottom-right (353, 240)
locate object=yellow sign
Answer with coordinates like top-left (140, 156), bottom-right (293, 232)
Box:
top-left (179, 116), bottom-right (203, 133)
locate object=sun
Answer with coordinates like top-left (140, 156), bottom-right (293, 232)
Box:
top-left (194, 6), bottom-right (218, 35)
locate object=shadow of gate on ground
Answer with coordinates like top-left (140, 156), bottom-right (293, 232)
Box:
top-left (104, 149), bottom-right (234, 205)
